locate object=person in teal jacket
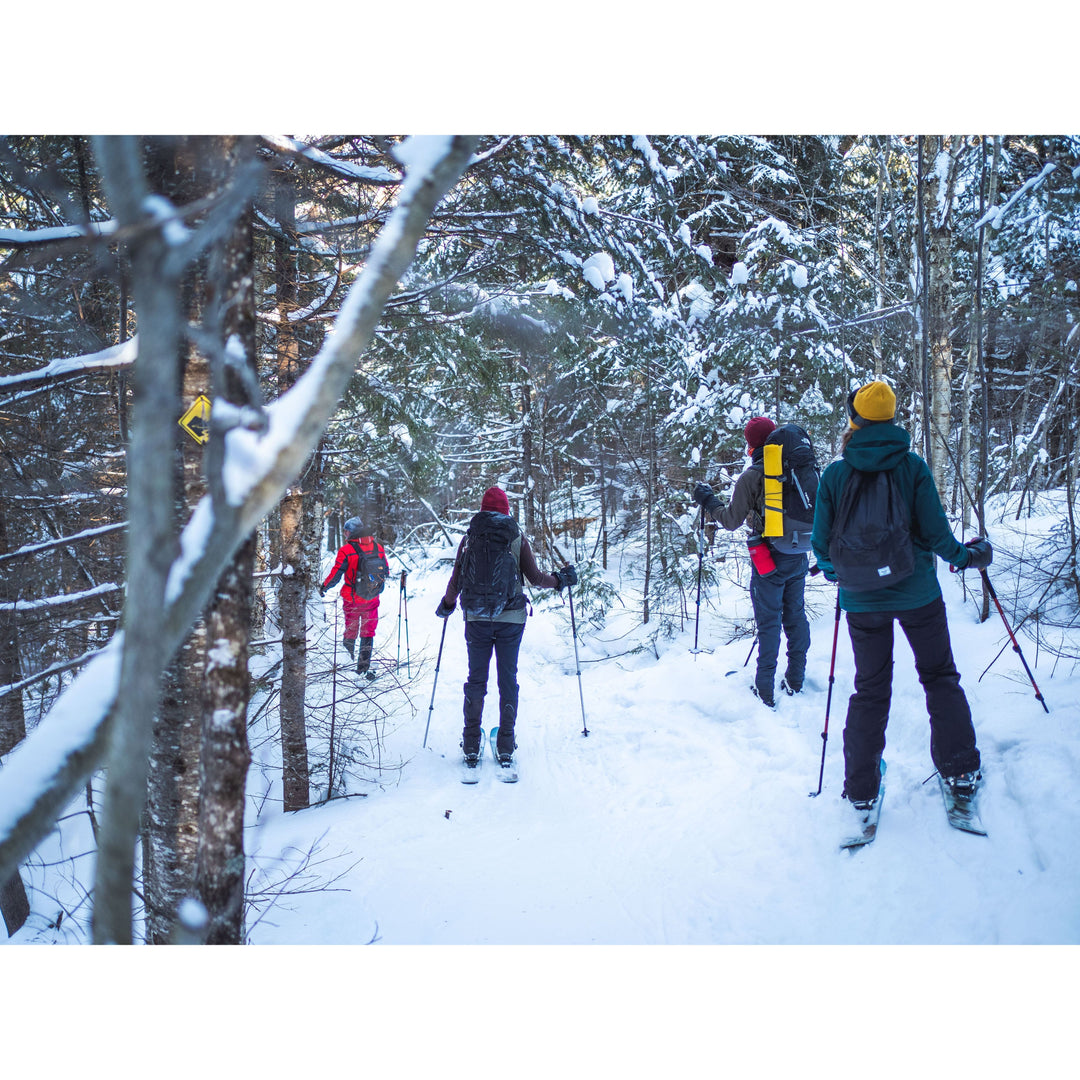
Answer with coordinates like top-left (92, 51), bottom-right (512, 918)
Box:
top-left (810, 380), bottom-right (992, 810)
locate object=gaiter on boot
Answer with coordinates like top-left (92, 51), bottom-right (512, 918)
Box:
top-left (357, 636), bottom-right (374, 677)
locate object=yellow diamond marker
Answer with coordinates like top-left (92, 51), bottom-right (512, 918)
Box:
top-left (179, 394), bottom-right (211, 444)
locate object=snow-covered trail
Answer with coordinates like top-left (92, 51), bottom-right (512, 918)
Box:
top-left (246, 546), bottom-right (1080, 946)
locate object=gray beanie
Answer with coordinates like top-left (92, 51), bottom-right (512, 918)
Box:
top-left (344, 516), bottom-right (364, 539)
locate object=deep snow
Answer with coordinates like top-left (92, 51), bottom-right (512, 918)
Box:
top-left (234, 503), bottom-right (1080, 949)
top-left (6, 495), bottom-right (1076, 1070)
top-left (10, 501), bottom-right (1076, 950)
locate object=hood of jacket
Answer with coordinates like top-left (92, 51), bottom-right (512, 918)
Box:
top-left (843, 422), bottom-right (911, 473)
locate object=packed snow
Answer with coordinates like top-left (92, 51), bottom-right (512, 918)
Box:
top-left (7, 495), bottom-right (1077, 954)
top-left (227, 530), bottom-right (1077, 948)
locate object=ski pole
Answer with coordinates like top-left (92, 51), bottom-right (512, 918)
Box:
top-left (980, 567), bottom-right (1049, 713)
top-left (743, 634), bottom-right (756, 667)
top-left (566, 584), bottom-right (589, 737)
top-left (811, 590), bottom-right (842, 797)
top-left (401, 572), bottom-right (411, 679)
top-left (692, 505), bottom-right (705, 655)
top-left (396, 571), bottom-right (403, 666)
top-left (328, 606), bottom-right (340, 796)
top-left (397, 570), bottom-right (411, 679)
top-left (422, 617), bottom-right (449, 748)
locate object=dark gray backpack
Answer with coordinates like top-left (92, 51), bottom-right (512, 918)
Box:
top-left (458, 511), bottom-right (524, 618)
top-left (829, 468), bottom-right (915, 591)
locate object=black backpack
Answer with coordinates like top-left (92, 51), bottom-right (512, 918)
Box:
top-left (757, 423), bottom-right (820, 555)
top-left (350, 541), bottom-right (388, 599)
top-left (458, 511), bottom-right (523, 619)
top-left (828, 468), bottom-right (915, 591)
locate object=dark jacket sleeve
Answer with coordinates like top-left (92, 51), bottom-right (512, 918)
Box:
top-left (442, 535), bottom-right (468, 605)
top-left (710, 467), bottom-right (763, 534)
top-left (810, 461), bottom-right (841, 574)
top-left (908, 455), bottom-right (969, 566)
top-left (519, 536), bottom-right (559, 590)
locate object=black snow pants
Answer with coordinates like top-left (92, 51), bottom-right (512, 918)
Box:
top-left (842, 596), bottom-right (981, 801)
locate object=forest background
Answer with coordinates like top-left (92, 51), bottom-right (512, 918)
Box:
top-left (3, 8), bottom-right (1077, 1076)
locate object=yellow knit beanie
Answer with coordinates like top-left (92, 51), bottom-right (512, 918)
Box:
top-left (848, 381), bottom-right (896, 428)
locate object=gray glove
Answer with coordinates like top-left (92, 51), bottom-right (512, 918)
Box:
top-left (692, 482), bottom-right (723, 516)
top-left (436, 598), bottom-right (455, 618)
top-left (964, 538), bottom-right (993, 571)
top-left (553, 565), bottom-right (578, 591)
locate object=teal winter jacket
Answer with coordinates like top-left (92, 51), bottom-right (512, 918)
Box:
top-left (810, 423), bottom-right (972, 613)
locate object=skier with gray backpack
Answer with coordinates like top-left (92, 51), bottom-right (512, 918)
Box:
top-left (693, 415), bottom-right (818, 707)
top-left (436, 486), bottom-right (577, 780)
top-left (320, 516), bottom-right (391, 678)
top-left (810, 380), bottom-right (993, 847)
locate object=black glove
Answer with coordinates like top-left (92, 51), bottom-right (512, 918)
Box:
top-left (692, 481), bottom-right (723, 515)
top-left (553, 565), bottom-right (578, 591)
top-left (436, 598), bottom-right (455, 619)
top-left (318, 585), bottom-right (327, 598)
top-left (963, 538), bottom-right (993, 571)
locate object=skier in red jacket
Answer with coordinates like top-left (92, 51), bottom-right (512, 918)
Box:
top-left (320, 516), bottom-right (390, 678)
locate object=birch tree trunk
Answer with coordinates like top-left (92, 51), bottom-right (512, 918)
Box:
top-left (962, 136), bottom-right (1002, 533)
top-left (872, 141), bottom-right (888, 377)
top-left (195, 534), bottom-right (254, 942)
top-left (193, 137), bottom-right (258, 944)
top-left (279, 489), bottom-right (310, 809)
top-left (92, 137), bottom-right (189, 944)
top-left (141, 137), bottom-right (214, 944)
top-left (923, 136), bottom-right (964, 497)
top-left (0, 487), bottom-right (29, 931)
top-left (0, 500), bottom-right (25, 756)
top-left (272, 167), bottom-right (310, 811)
top-left (642, 365), bottom-right (655, 625)
top-left (520, 351), bottom-right (537, 549)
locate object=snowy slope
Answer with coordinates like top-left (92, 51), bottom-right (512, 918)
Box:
top-left (242, 522), bottom-right (1080, 947)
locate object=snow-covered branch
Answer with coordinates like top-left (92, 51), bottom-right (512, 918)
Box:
top-left (0, 338), bottom-right (137, 403)
top-left (0, 220), bottom-right (118, 248)
top-left (974, 163), bottom-right (1057, 231)
top-left (261, 136), bottom-right (402, 185)
top-left (0, 583), bottom-right (122, 612)
top-left (0, 522), bottom-right (126, 564)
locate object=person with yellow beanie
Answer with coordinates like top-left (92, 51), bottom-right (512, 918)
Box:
top-left (847, 380), bottom-right (897, 428)
top-left (811, 380), bottom-right (992, 821)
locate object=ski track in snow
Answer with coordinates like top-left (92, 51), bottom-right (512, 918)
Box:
top-left (239, 543), bottom-right (1080, 946)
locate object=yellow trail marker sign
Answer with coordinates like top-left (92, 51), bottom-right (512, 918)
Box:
top-left (179, 394), bottom-right (211, 444)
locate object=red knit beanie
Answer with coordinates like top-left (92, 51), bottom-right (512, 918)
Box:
top-left (480, 486), bottom-right (510, 514)
top-left (743, 416), bottom-right (776, 450)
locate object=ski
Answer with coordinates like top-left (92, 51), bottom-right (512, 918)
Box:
top-left (840, 792), bottom-right (884, 851)
top-left (840, 760), bottom-right (885, 851)
top-left (489, 726), bottom-right (519, 783)
top-left (355, 658), bottom-right (400, 681)
top-left (938, 774), bottom-right (988, 836)
top-left (460, 728), bottom-right (485, 784)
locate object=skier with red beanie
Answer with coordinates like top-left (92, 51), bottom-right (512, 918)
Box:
top-left (437, 485), bottom-right (577, 767)
top-left (692, 415), bottom-right (811, 707)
